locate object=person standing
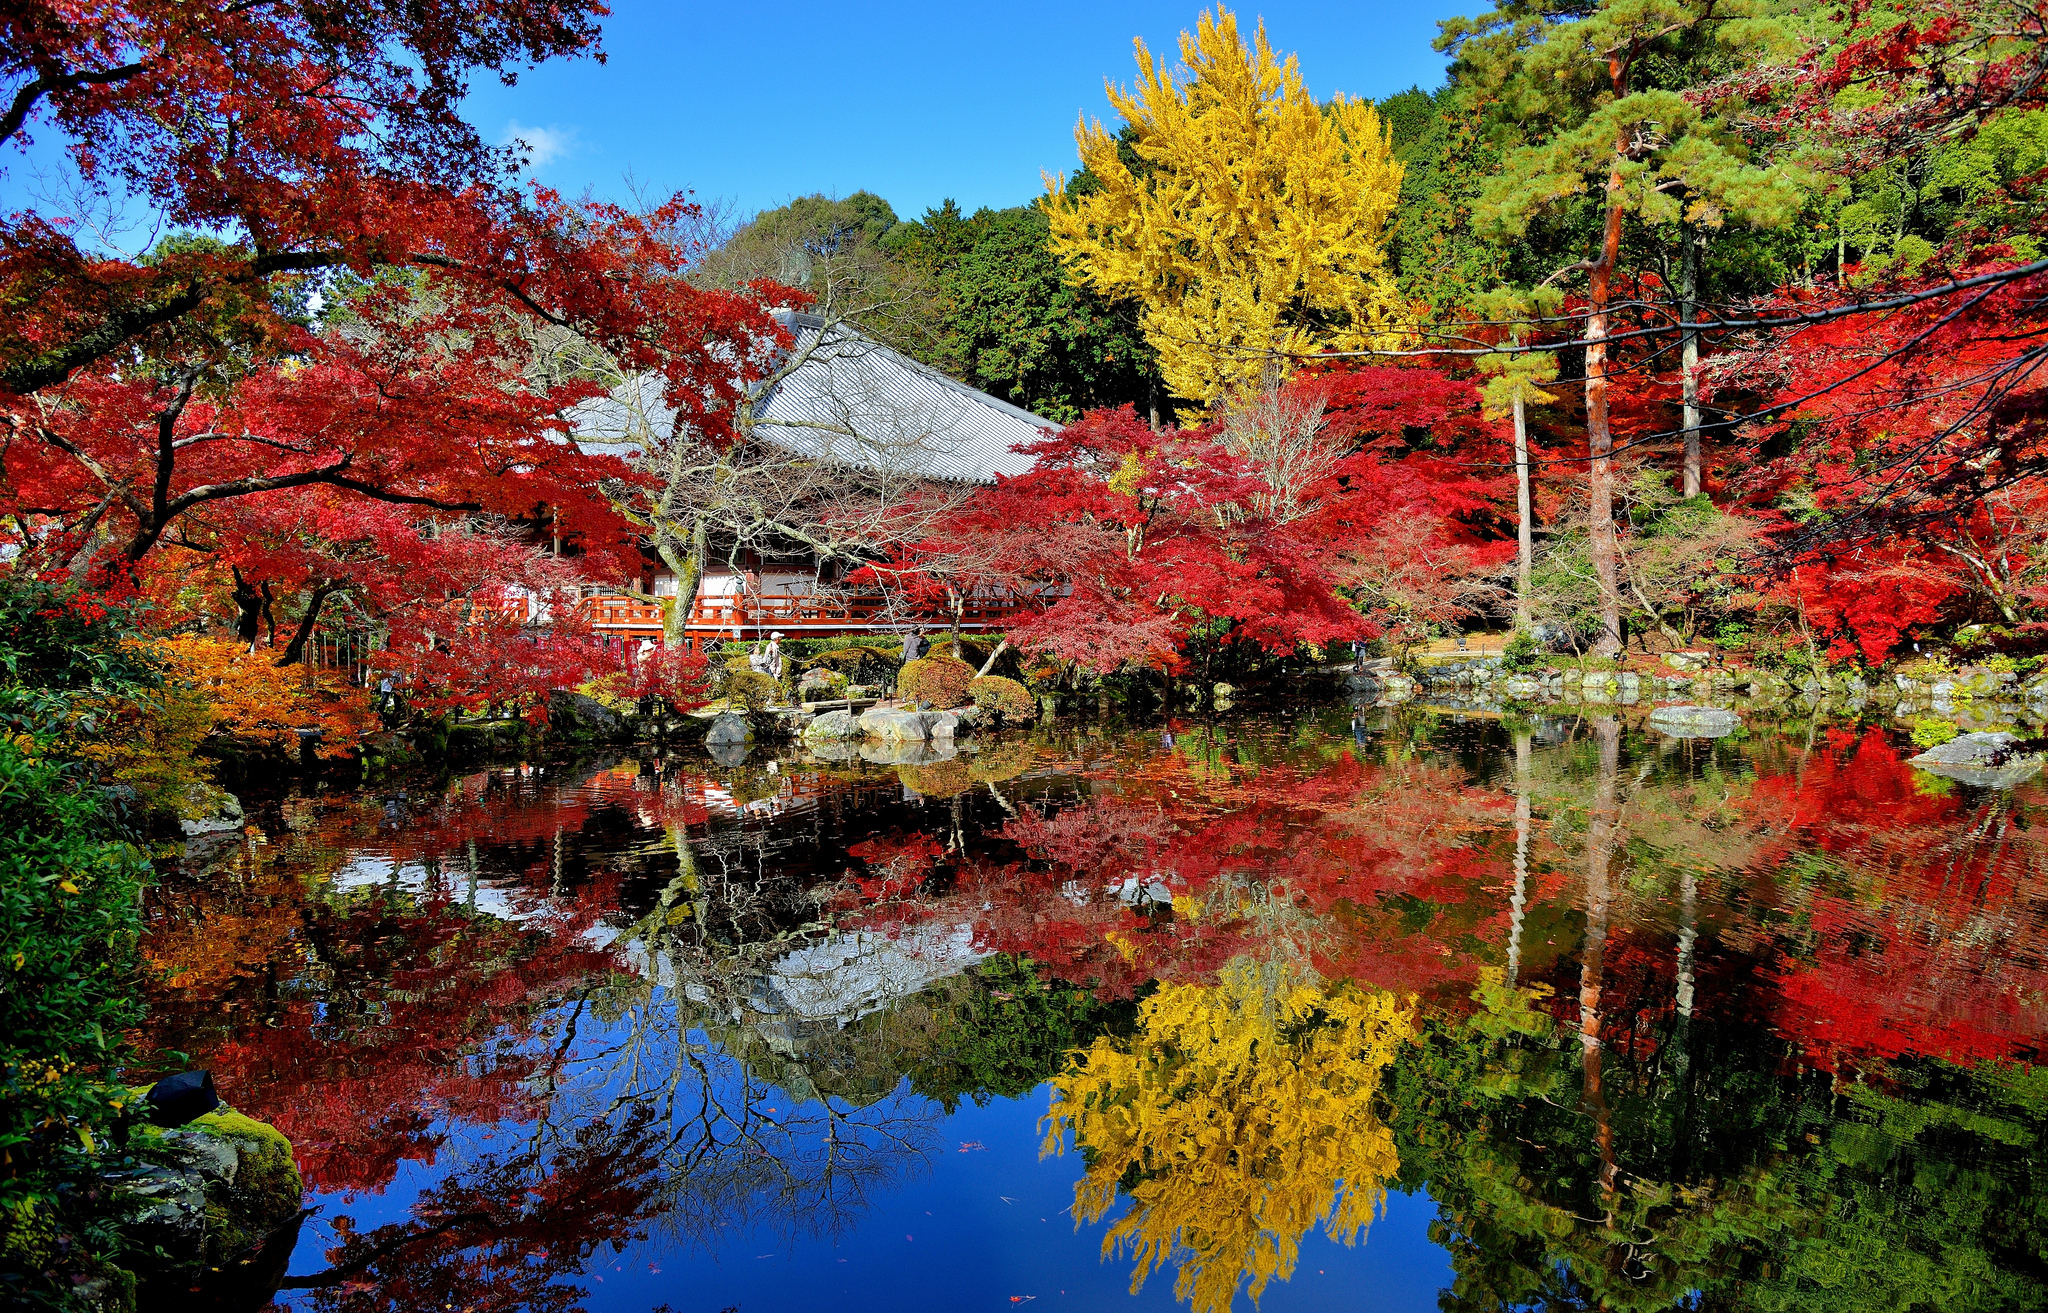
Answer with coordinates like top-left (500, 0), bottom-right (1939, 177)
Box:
top-left (901, 630), bottom-right (923, 664)
top-left (765, 632), bottom-right (785, 681)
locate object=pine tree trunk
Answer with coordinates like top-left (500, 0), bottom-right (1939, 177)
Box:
top-left (1514, 392), bottom-right (1534, 629)
top-left (1681, 226), bottom-right (1702, 498)
top-left (1585, 153), bottom-right (1628, 658)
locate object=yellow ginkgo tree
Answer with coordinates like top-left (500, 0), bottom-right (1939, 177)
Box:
top-left (1043, 960), bottom-right (1415, 1313)
top-left (1045, 7), bottom-right (1408, 412)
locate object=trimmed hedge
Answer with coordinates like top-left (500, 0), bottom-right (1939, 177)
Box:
top-left (899, 656), bottom-right (975, 709)
top-left (967, 675), bottom-right (1036, 724)
top-left (726, 670), bottom-right (780, 712)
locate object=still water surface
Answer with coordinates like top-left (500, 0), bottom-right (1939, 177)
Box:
top-left (139, 704), bottom-right (2048, 1313)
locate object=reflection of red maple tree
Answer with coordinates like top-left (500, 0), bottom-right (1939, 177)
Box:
top-left (1728, 727), bottom-right (2048, 1070)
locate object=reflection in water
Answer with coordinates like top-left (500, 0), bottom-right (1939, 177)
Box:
top-left (1046, 962), bottom-right (1411, 1313)
top-left (135, 708), bottom-right (2048, 1312)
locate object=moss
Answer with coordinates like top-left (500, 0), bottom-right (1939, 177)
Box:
top-left (189, 1109), bottom-right (302, 1263)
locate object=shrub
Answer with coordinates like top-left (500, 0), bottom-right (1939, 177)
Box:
top-left (968, 675), bottom-right (1037, 724)
top-left (726, 670), bottom-right (780, 712)
top-left (1502, 627), bottom-right (1540, 672)
top-left (900, 656), bottom-right (974, 709)
top-left (0, 734), bottom-right (153, 1305)
top-left (1910, 717), bottom-right (1959, 748)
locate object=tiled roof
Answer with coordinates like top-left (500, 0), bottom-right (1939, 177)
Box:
top-left (567, 310), bottom-right (1058, 484)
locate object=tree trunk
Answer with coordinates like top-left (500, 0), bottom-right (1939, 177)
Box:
top-left (1514, 392), bottom-right (1534, 629)
top-left (657, 518), bottom-right (708, 647)
top-left (1585, 149), bottom-right (1628, 658)
top-left (1680, 226), bottom-right (1703, 498)
top-left (977, 637), bottom-right (1009, 677)
top-left (274, 582), bottom-right (342, 667)
top-left (232, 566), bottom-right (266, 644)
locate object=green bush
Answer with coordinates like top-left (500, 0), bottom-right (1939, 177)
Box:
top-left (900, 656), bottom-right (974, 709)
top-left (967, 675), bottom-right (1036, 724)
top-left (1, 734), bottom-right (153, 1306)
top-left (1502, 627), bottom-right (1540, 672)
top-left (1910, 717), bottom-right (1959, 748)
top-left (726, 670), bottom-right (780, 712)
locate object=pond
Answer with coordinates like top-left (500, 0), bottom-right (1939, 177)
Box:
top-left (138, 702), bottom-right (2048, 1313)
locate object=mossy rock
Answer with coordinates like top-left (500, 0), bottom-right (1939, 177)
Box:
top-left (117, 1103), bottom-right (303, 1308)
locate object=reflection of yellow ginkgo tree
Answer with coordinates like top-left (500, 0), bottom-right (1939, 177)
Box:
top-left (1044, 962), bottom-right (1414, 1313)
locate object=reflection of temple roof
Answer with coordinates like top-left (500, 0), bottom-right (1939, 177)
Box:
top-left (762, 922), bottom-right (987, 1027)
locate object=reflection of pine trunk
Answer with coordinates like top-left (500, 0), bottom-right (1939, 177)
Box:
top-left (1676, 863), bottom-right (1697, 1020)
top-left (1508, 729), bottom-right (1533, 986)
top-left (1580, 715), bottom-right (1622, 1205)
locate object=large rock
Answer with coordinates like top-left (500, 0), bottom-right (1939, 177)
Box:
top-left (112, 1105), bottom-right (303, 1308)
top-left (705, 713), bottom-right (754, 746)
top-left (179, 787), bottom-right (243, 837)
top-left (1908, 731), bottom-right (2044, 789)
top-left (1648, 704), bottom-right (1743, 738)
top-left (858, 707), bottom-right (953, 742)
top-left (545, 688), bottom-right (627, 741)
top-left (803, 709), bottom-right (863, 742)
top-left (1376, 673), bottom-right (1416, 706)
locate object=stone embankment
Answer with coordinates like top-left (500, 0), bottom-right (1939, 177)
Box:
top-left (1389, 651), bottom-right (2048, 736)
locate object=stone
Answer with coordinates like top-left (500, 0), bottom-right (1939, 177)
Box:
top-left (1376, 673), bottom-right (1416, 705)
top-left (1648, 704), bottom-right (1743, 738)
top-left (545, 689), bottom-right (626, 741)
top-left (1342, 671), bottom-right (1382, 698)
top-left (1501, 675), bottom-right (1543, 700)
top-left (803, 709), bottom-right (862, 742)
top-left (113, 1105), bottom-right (303, 1309)
top-left (858, 707), bottom-right (952, 742)
top-left (927, 710), bottom-right (961, 739)
top-left (1907, 731), bottom-right (2045, 789)
top-left (179, 787), bottom-right (243, 837)
top-left (798, 667), bottom-right (847, 696)
top-left (705, 713), bottom-right (754, 746)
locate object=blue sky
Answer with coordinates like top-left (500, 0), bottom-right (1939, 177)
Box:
top-left (465, 1), bottom-right (1472, 224)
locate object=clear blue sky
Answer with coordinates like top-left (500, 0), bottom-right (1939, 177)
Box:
top-left (465, 1), bottom-right (1472, 224)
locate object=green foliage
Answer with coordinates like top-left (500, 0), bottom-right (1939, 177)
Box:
top-left (905, 957), bottom-right (1126, 1111)
top-left (898, 655), bottom-right (974, 709)
top-left (1502, 626), bottom-right (1541, 672)
top-left (0, 577), bottom-right (164, 742)
top-left (1910, 718), bottom-right (1959, 748)
top-left (890, 201), bottom-right (1164, 422)
top-left (0, 732), bottom-right (153, 1308)
top-left (966, 675), bottom-right (1036, 724)
top-left (724, 670), bottom-right (779, 713)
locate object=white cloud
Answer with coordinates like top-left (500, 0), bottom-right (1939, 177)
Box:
top-left (500, 121), bottom-right (578, 170)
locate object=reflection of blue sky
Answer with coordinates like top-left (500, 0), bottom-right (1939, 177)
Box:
top-left (277, 987), bottom-right (1452, 1312)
